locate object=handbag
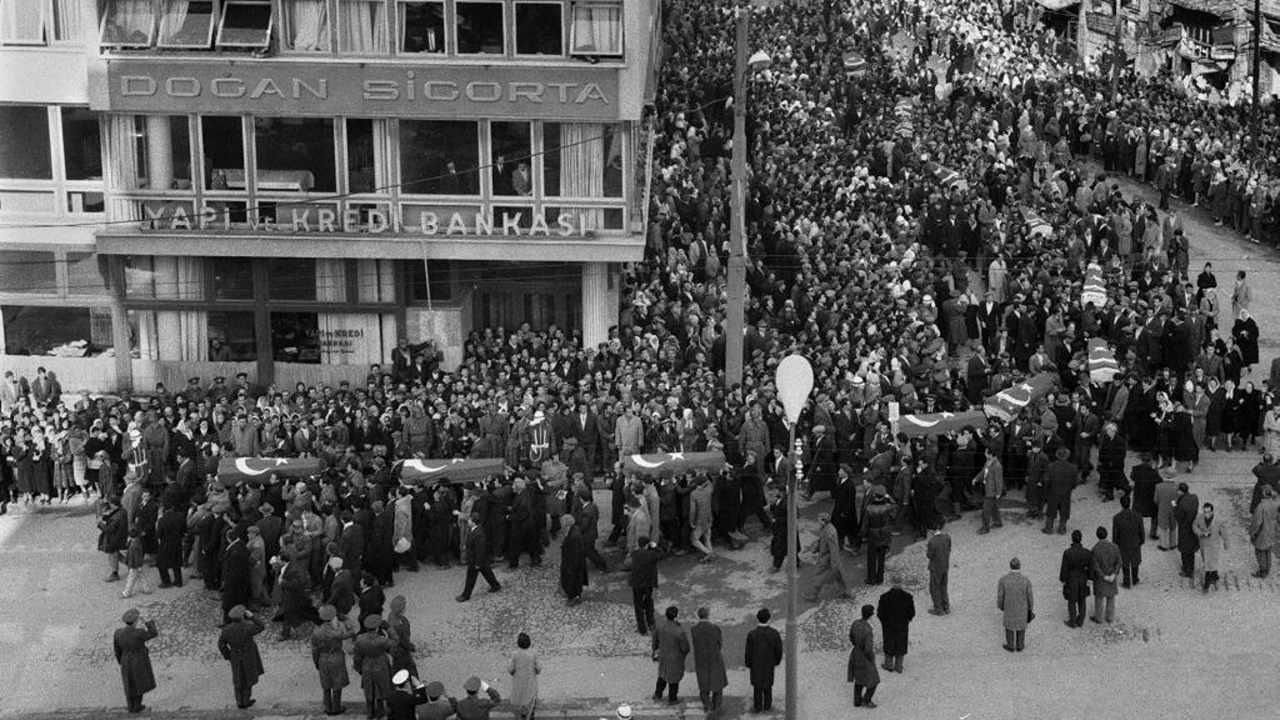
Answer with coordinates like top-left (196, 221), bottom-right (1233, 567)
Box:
top-left (1027, 609), bottom-right (1035, 623)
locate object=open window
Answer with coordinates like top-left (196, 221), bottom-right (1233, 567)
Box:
top-left (569, 1), bottom-right (621, 57)
top-left (157, 0), bottom-right (216, 48)
top-left (1, 0), bottom-right (48, 45)
top-left (216, 0), bottom-right (271, 47)
top-left (515, 1), bottom-right (561, 56)
top-left (455, 0), bottom-right (503, 54)
top-left (100, 0), bottom-right (158, 48)
top-left (398, 0), bottom-right (443, 53)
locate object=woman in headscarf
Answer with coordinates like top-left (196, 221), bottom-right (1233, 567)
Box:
top-left (384, 595), bottom-right (418, 679)
top-left (1232, 308), bottom-right (1259, 375)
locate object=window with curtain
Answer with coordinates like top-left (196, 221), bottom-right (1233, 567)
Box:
top-left (51, 0), bottom-right (82, 40)
top-left (1, 0), bottom-right (47, 44)
top-left (282, 0), bottom-right (329, 51)
top-left (514, 1), bottom-right (561, 55)
top-left (106, 115), bottom-right (192, 192)
top-left (100, 0), bottom-right (157, 47)
top-left (216, 0), bottom-right (271, 47)
top-left (157, 0), bottom-right (215, 47)
top-left (346, 118), bottom-right (389, 193)
top-left (455, 0), bottom-right (503, 54)
top-left (338, 0), bottom-right (387, 53)
top-left (569, 1), bottom-right (620, 56)
top-left (398, 0), bottom-right (442, 53)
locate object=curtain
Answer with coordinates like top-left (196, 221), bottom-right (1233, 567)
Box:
top-left (340, 0), bottom-right (386, 53)
top-left (53, 0), bottom-right (83, 40)
top-left (285, 0), bottom-right (328, 50)
top-left (560, 123), bottom-right (604, 230)
top-left (355, 258), bottom-right (393, 302)
top-left (316, 258), bottom-right (346, 302)
top-left (153, 256), bottom-right (207, 361)
top-left (157, 0), bottom-right (188, 44)
top-left (107, 115), bottom-right (142, 221)
top-left (571, 4), bottom-right (621, 55)
top-left (134, 311), bottom-right (160, 360)
top-left (104, 0), bottom-right (155, 44)
top-left (1, 0), bottom-right (46, 44)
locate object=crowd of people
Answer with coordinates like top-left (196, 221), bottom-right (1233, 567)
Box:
top-left (5, 0), bottom-right (1280, 715)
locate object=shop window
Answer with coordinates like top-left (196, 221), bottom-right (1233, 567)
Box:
top-left (543, 122), bottom-right (623, 198)
top-left (267, 257), bottom-right (318, 301)
top-left (0, 251), bottom-right (56, 294)
top-left (405, 259), bottom-right (454, 303)
top-left (208, 310), bottom-right (256, 359)
top-left (490, 122), bottom-right (531, 197)
top-left (339, 0), bottom-right (387, 52)
top-left (399, 120), bottom-right (479, 195)
top-left (100, 0), bottom-right (157, 47)
top-left (211, 257), bottom-right (253, 300)
top-left (61, 107), bottom-right (102, 182)
top-left (399, 0), bottom-right (442, 53)
top-left (515, 1), bottom-right (560, 55)
top-left (157, 0), bottom-right (216, 47)
top-left (202, 116), bottom-right (244, 190)
top-left (569, 1), bottom-right (620, 56)
top-left (216, 0), bottom-right (272, 48)
top-left (107, 115), bottom-right (192, 191)
top-left (271, 311), bottom-right (321, 362)
top-left (3, 305), bottom-right (112, 356)
top-left (346, 118), bottom-right (378, 193)
top-left (66, 252), bottom-right (109, 296)
top-left (1, 0), bottom-right (46, 44)
top-left (0, 106), bottom-right (52, 180)
top-left (455, 0), bottom-right (503, 54)
top-left (253, 117), bottom-right (336, 193)
top-left (282, 0), bottom-right (329, 51)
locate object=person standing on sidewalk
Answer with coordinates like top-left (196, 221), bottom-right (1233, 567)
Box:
top-left (1154, 474), bottom-right (1180, 550)
top-left (1090, 527), bottom-right (1121, 624)
top-left (629, 536), bottom-right (663, 635)
top-left (862, 486), bottom-right (895, 583)
top-left (926, 526), bottom-right (952, 615)
top-left (1175, 483), bottom-right (1201, 579)
top-left (217, 605), bottom-right (266, 709)
top-left (113, 608), bottom-right (158, 714)
top-left (876, 575), bottom-right (916, 673)
top-left (1059, 530), bottom-right (1092, 628)
top-left (744, 608), bottom-right (783, 713)
top-left (98, 497), bottom-right (129, 582)
top-left (1041, 448), bottom-right (1077, 535)
top-left (1249, 485), bottom-right (1279, 578)
top-left (1192, 502), bottom-right (1228, 592)
top-left (507, 632), bottom-right (540, 720)
top-left (804, 513), bottom-right (853, 601)
top-left (976, 447), bottom-right (1004, 534)
top-left (1111, 495), bottom-right (1146, 587)
top-left (311, 604), bottom-right (354, 716)
top-left (689, 607), bottom-right (727, 712)
top-left (651, 606), bottom-right (689, 705)
top-left (847, 604), bottom-right (880, 708)
top-left (997, 557), bottom-right (1033, 651)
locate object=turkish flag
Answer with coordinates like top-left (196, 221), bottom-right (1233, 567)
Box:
top-left (898, 410), bottom-right (988, 437)
top-left (621, 451), bottom-right (726, 477)
top-left (217, 456), bottom-right (323, 485)
top-left (1087, 338), bottom-right (1120, 383)
top-left (983, 372), bottom-right (1059, 422)
top-left (396, 458), bottom-right (505, 484)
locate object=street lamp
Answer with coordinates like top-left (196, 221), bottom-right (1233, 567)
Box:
top-left (775, 354), bottom-right (813, 720)
top-left (725, 8), bottom-right (771, 389)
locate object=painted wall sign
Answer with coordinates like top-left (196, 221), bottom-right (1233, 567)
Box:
top-left (104, 60), bottom-right (620, 120)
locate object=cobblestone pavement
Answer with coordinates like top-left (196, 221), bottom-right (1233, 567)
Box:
top-left (4, 179), bottom-right (1280, 720)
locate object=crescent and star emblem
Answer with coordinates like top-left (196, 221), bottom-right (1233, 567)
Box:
top-left (234, 458), bottom-right (287, 475)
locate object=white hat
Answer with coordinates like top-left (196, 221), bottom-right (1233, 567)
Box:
top-left (392, 669), bottom-right (410, 685)
top-left (394, 537), bottom-right (411, 554)
top-left (615, 705), bottom-right (634, 720)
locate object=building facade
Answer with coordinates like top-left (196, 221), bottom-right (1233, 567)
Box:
top-left (1, 0), bottom-right (659, 392)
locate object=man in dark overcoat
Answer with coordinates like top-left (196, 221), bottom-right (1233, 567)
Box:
top-left (651, 605), bottom-right (690, 704)
top-left (876, 575), bottom-right (916, 673)
top-left (1111, 495), bottom-right (1146, 587)
top-left (744, 608), bottom-right (783, 713)
top-left (1059, 530), bottom-right (1093, 628)
top-left (847, 604), bottom-right (880, 708)
top-left (221, 526), bottom-right (252, 623)
top-left (558, 514), bottom-right (588, 604)
top-left (217, 605), bottom-right (266, 709)
top-left (155, 502), bottom-right (185, 588)
top-left (1128, 453), bottom-right (1161, 538)
top-left (1174, 482), bottom-right (1201, 578)
top-left (689, 607), bottom-right (727, 711)
top-left (114, 608), bottom-right (158, 713)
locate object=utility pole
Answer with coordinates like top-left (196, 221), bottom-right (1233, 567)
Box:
top-left (1253, 0), bottom-right (1263, 154)
top-left (725, 7), bottom-right (749, 390)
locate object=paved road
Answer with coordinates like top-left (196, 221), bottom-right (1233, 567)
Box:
top-left (3, 177), bottom-right (1279, 720)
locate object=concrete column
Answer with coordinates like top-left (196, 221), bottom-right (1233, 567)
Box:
top-left (145, 116), bottom-right (174, 191)
top-left (581, 261), bottom-right (611, 349)
top-left (108, 256), bottom-right (133, 393)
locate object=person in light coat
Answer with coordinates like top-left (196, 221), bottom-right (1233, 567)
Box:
top-left (507, 632), bottom-right (540, 720)
top-left (1249, 486), bottom-right (1278, 578)
top-left (1090, 527), bottom-right (1121, 624)
top-left (1192, 502), bottom-right (1229, 592)
top-left (996, 557), bottom-right (1033, 652)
